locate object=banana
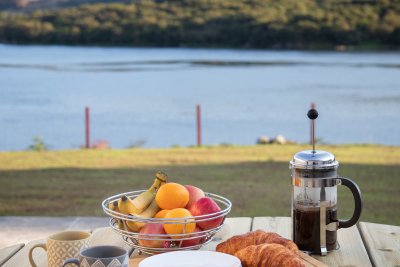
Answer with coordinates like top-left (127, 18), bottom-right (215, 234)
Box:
top-left (137, 198), bottom-right (160, 218)
top-left (126, 198), bottom-right (160, 231)
top-left (118, 195), bottom-right (137, 214)
top-left (125, 218), bottom-right (141, 232)
top-left (154, 171), bottom-right (168, 184)
top-left (117, 171), bottom-right (168, 232)
top-left (108, 200), bottom-right (121, 225)
top-left (131, 171), bottom-right (168, 212)
top-left (118, 171), bottom-right (167, 214)
top-left (108, 200), bottom-right (119, 212)
top-left (117, 220), bottom-right (125, 230)
top-left (118, 219), bottom-right (138, 232)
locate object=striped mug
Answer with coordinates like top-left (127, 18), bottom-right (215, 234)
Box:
top-left (29, 230), bottom-right (90, 267)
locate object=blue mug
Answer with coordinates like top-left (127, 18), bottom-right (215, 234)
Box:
top-left (62, 245), bottom-right (129, 267)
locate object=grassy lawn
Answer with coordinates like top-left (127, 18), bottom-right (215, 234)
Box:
top-left (0, 144), bottom-right (399, 225)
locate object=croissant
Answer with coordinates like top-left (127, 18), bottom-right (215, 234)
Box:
top-left (234, 243), bottom-right (305, 267)
top-left (216, 229), bottom-right (299, 255)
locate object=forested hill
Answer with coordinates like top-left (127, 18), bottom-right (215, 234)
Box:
top-left (0, 0), bottom-right (399, 49)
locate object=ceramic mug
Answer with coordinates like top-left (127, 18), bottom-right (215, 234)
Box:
top-left (62, 245), bottom-right (129, 267)
top-left (29, 230), bottom-right (90, 267)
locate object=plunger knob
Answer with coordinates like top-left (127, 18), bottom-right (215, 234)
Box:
top-left (307, 109), bottom-right (318, 120)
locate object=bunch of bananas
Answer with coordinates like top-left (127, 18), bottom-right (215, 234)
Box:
top-left (109, 171), bottom-right (167, 232)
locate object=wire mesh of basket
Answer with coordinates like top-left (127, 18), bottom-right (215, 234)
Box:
top-left (102, 190), bottom-right (232, 255)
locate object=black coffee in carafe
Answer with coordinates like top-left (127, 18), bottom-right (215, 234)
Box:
top-left (293, 206), bottom-right (338, 252)
top-left (289, 108), bottom-right (362, 255)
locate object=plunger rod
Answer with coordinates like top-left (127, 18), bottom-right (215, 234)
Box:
top-left (307, 108), bottom-right (318, 153)
top-left (312, 119), bottom-right (315, 152)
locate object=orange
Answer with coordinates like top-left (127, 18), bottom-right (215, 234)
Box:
top-left (163, 208), bottom-right (196, 238)
top-left (155, 183), bottom-right (189, 210)
top-left (154, 209), bottom-right (170, 219)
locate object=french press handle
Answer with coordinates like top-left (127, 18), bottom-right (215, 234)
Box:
top-left (338, 177), bottom-right (362, 228)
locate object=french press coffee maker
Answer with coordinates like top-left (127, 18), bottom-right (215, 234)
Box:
top-left (290, 108), bottom-right (362, 255)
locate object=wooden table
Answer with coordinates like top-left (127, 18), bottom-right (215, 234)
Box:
top-left (1, 217), bottom-right (399, 267)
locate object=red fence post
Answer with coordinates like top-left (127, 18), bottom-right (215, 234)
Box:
top-left (196, 104), bottom-right (202, 147)
top-left (85, 107), bottom-right (90, 149)
top-left (310, 102), bottom-right (316, 145)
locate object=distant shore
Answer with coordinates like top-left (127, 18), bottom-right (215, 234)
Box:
top-left (1, 43), bottom-right (400, 52)
top-left (2, 42), bottom-right (400, 52)
top-left (0, 1), bottom-right (399, 49)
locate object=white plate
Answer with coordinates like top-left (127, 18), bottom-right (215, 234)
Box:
top-left (139, 251), bottom-right (242, 267)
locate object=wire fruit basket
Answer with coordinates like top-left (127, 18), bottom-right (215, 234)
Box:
top-left (102, 190), bottom-right (232, 255)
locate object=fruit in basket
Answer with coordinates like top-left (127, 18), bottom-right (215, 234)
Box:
top-left (156, 183), bottom-right (189, 210)
top-left (108, 200), bottom-right (120, 217)
top-left (134, 171), bottom-right (167, 210)
top-left (108, 200), bottom-right (119, 212)
top-left (139, 198), bottom-right (160, 217)
top-left (117, 195), bottom-right (138, 215)
top-left (138, 223), bottom-right (167, 248)
top-left (189, 197), bottom-right (223, 230)
top-left (154, 209), bottom-right (170, 219)
top-left (108, 200), bottom-right (124, 227)
top-left (125, 198), bottom-right (160, 231)
top-left (125, 218), bottom-right (141, 232)
top-left (184, 185), bottom-right (205, 209)
top-left (163, 208), bottom-right (196, 238)
top-left (163, 240), bottom-right (177, 249)
top-left (117, 220), bottom-right (125, 230)
top-left (118, 220), bottom-right (136, 232)
top-left (181, 226), bottom-right (206, 247)
top-left (118, 171), bottom-right (167, 214)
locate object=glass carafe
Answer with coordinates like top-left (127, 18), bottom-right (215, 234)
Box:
top-left (290, 150), bottom-right (362, 255)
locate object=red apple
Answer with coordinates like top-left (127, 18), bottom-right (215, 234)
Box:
top-left (189, 197), bottom-right (223, 230)
top-left (163, 240), bottom-right (176, 249)
top-left (184, 185), bottom-right (205, 209)
top-left (181, 226), bottom-right (206, 247)
top-left (138, 223), bottom-right (167, 248)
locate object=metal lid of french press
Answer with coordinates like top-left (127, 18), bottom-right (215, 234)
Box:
top-left (291, 150), bottom-right (338, 170)
top-left (289, 108), bottom-right (339, 170)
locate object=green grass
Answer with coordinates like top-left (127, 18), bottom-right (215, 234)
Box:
top-left (0, 145), bottom-right (399, 225)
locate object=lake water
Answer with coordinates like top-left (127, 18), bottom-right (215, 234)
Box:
top-left (0, 44), bottom-right (399, 150)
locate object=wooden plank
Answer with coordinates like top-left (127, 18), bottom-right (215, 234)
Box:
top-left (129, 217), bottom-right (252, 267)
top-left (2, 239), bottom-right (46, 267)
top-left (252, 216), bottom-right (292, 238)
top-left (0, 243), bottom-right (24, 266)
top-left (312, 224), bottom-right (372, 267)
top-left (359, 222), bottom-right (400, 266)
top-left (252, 217), bottom-right (372, 267)
top-left (299, 253), bottom-right (328, 267)
top-left (130, 255), bottom-right (148, 267)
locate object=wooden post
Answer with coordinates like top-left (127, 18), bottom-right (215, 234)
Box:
top-left (85, 107), bottom-right (90, 149)
top-left (196, 104), bottom-right (201, 147)
top-left (310, 102), bottom-right (316, 145)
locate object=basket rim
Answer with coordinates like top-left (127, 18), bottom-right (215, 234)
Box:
top-left (101, 190), bottom-right (232, 222)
